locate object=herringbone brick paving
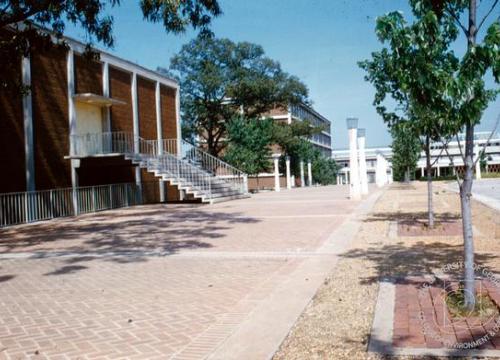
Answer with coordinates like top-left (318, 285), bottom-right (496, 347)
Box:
top-left (0, 186), bottom-right (358, 359)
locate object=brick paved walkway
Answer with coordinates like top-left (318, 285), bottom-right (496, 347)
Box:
top-left (394, 277), bottom-right (500, 350)
top-left (0, 186), bottom-right (370, 359)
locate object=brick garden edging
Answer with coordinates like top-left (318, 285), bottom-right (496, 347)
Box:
top-left (369, 277), bottom-right (500, 358)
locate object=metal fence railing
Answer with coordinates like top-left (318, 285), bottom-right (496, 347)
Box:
top-left (70, 133), bottom-right (249, 199)
top-left (0, 183), bottom-right (142, 228)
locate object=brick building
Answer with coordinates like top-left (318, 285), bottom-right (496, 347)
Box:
top-left (0, 31), bottom-right (247, 226)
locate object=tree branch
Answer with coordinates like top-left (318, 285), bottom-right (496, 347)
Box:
top-left (455, 133), bottom-right (466, 163)
top-left (477, 0), bottom-right (499, 33)
top-left (0, 2), bottom-right (51, 28)
top-left (472, 112), bottom-right (500, 167)
top-left (445, 5), bottom-right (469, 36)
top-left (443, 143), bottom-right (463, 187)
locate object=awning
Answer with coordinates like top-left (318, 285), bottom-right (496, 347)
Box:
top-left (73, 93), bottom-right (126, 107)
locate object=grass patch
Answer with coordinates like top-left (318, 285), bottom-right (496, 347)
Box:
top-left (445, 288), bottom-right (499, 319)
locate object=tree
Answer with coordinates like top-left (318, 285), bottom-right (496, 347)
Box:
top-left (311, 150), bottom-right (338, 185)
top-left (361, 0), bottom-right (499, 310)
top-left (359, 6), bottom-right (459, 228)
top-left (224, 116), bottom-right (274, 180)
top-left (169, 36), bottom-right (308, 156)
top-left (391, 122), bottom-right (421, 182)
top-left (0, 0), bottom-right (221, 91)
top-left (272, 119), bottom-right (324, 178)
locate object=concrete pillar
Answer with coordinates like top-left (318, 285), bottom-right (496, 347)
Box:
top-left (285, 156), bottom-right (292, 190)
top-left (155, 81), bottom-right (165, 202)
top-left (22, 55), bottom-right (35, 192)
top-left (347, 118), bottom-right (361, 200)
top-left (300, 161), bottom-right (305, 187)
top-left (357, 128), bottom-right (368, 195)
top-left (376, 152), bottom-right (385, 188)
top-left (421, 167), bottom-right (424, 177)
top-left (102, 62), bottom-right (111, 132)
top-left (307, 161), bottom-right (312, 187)
top-left (475, 144), bottom-right (482, 180)
top-left (273, 154), bottom-right (281, 192)
top-left (437, 165), bottom-right (441, 177)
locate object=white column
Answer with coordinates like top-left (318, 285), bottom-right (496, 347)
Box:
top-left (285, 156), bottom-right (292, 190)
top-left (421, 167), bottom-right (424, 177)
top-left (175, 87), bottom-right (182, 155)
top-left (475, 144), bottom-right (482, 180)
top-left (131, 72), bottom-right (142, 199)
top-left (376, 152), bottom-right (384, 188)
top-left (102, 62), bottom-right (111, 132)
top-left (357, 128), bottom-right (368, 195)
top-left (437, 165), bottom-right (441, 177)
top-left (300, 160), bottom-right (305, 187)
top-left (155, 81), bottom-right (165, 202)
top-left (347, 118), bottom-right (361, 200)
top-left (307, 161), bottom-right (312, 187)
top-left (66, 47), bottom-right (80, 213)
top-left (273, 154), bottom-right (281, 192)
top-left (22, 55), bottom-right (35, 192)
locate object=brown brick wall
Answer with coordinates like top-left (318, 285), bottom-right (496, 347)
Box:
top-left (160, 85), bottom-right (177, 141)
top-left (31, 47), bottom-right (72, 190)
top-left (74, 54), bottom-right (102, 95)
top-left (109, 67), bottom-right (133, 133)
top-left (248, 175), bottom-right (286, 191)
top-left (137, 77), bottom-right (156, 140)
top-left (0, 60), bottom-right (25, 193)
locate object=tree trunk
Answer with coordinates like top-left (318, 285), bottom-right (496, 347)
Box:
top-left (461, 123), bottom-right (476, 310)
top-left (405, 166), bottom-right (410, 183)
top-left (425, 136), bottom-right (434, 228)
top-left (460, 0), bottom-right (477, 312)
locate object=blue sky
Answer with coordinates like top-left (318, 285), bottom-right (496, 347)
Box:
top-left (65, 0), bottom-right (499, 149)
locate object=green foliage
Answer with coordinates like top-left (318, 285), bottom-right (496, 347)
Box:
top-left (169, 35), bottom-right (309, 156)
top-left (272, 119), bottom-right (324, 178)
top-left (391, 122), bottom-right (421, 181)
top-left (311, 151), bottom-right (338, 185)
top-left (223, 116), bottom-right (274, 176)
top-left (0, 0), bottom-right (221, 92)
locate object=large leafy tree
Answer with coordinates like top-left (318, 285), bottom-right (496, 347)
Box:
top-left (169, 36), bottom-right (308, 156)
top-left (390, 121), bottom-right (421, 182)
top-left (224, 116), bottom-right (274, 178)
top-left (361, 0), bottom-right (499, 310)
top-left (0, 0), bottom-right (221, 91)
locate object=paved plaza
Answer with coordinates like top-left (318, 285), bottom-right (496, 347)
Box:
top-left (0, 186), bottom-right (380, 359)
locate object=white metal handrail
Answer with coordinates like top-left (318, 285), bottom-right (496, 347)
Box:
top-left (0, 183), bottom-right (141, 227)
top-left (70, 132), bottom-right (248, 197)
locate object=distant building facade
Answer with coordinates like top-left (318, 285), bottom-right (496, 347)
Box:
top-left (332, 147), bottom-right (392, 184)
top-left (267, 103), bottom-right (332, 157)
top-left (332, 131), bottom-right (500, 183)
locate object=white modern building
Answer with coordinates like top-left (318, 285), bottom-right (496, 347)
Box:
top-left (332, 146), bottom-right (393, 184)
top-left (416, 131), bottom-right (500, 177)
top-left (332, 131), bottom-right (500, 182)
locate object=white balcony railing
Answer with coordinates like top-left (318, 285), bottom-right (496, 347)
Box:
top-left (0, 183), bottom-right (141, 227)
top-left (70, 132), bottom-right (248, 197)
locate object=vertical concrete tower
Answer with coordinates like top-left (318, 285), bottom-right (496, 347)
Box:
top-left (347, 118), bottom-right (361, 200)
top-left (357, 128), bottom-right (369, 195)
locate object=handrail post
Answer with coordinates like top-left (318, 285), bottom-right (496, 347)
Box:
top-left (243, 174), bottom-right (248, 194)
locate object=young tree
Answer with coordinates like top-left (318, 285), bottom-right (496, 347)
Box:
top-left (169, 36), bottom-right (308, 156)
top-left (0, 0), bottom-right (221, 91)
top-left (224, 116), bottom-right (275, 182)
top-left (359, 6), bottom-right (459, 228)
top-left (361, 0), bottom-right (499, 310)
top-left (391, 122), bottom-right (421, 182)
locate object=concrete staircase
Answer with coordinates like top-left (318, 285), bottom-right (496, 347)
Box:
top-left (71, 132), bottom-right (249, 204)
